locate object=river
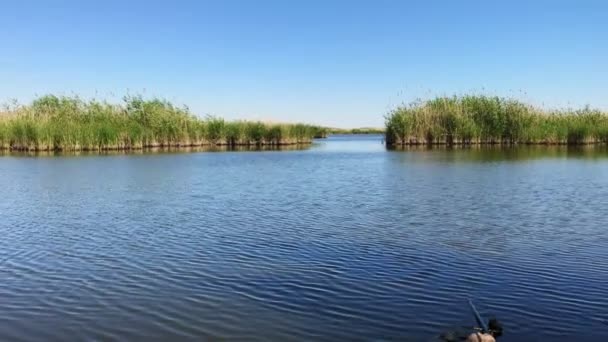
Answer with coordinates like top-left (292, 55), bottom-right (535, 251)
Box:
top-left (1, 135), bottom-right (607, 341)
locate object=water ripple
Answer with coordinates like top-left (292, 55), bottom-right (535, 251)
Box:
top-left (1, 138), bottom-right (608, 341)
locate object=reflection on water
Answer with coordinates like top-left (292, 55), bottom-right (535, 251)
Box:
top-left (389, 144), bottom-right (608, 162)
top-left (0, 144), bottom-right (311, 157)
top-left (1, 135), bottom-right (608, 341)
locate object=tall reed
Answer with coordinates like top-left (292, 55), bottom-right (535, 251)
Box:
top-left (0, 95), bottom-right (325, 151)
top-left (385, 95), bottom-right (608, 145)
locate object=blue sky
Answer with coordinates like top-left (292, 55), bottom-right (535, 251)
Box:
top-left (1, 0), bottom-right (606, 127)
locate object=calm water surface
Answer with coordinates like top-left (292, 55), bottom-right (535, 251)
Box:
top-left (1, 135), bottom-right (608, 341)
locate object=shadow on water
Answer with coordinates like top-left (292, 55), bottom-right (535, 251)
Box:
top-left (387, 144), bottom-right (608, 162)
top-left (0, 144), bottom-right (311, 158)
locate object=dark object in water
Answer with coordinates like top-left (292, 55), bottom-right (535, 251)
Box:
top-left (439, 328), bottom-right (473, 341)
top-left (488, 318), bottom-right (503, 338)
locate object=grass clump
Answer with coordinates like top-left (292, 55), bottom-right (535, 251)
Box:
top-left (0, 95), bottom-right (325, 151)
top-left (385, 95), bottom-right (608, 146)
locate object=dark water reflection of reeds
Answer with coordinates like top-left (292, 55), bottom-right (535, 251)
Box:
top-left (0, 144), bottom-right (311, 157)
top-left (388, 144), bottom-right (608, 162)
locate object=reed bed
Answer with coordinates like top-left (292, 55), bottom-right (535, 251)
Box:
top-left (0, 95), bottom-right (325, 151)
top-left (385, 95), bottom-right (608, 146)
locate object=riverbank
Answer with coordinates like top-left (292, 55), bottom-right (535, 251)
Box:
top-left (385, 95), bottom-right (608, 146)
top-left (1, 144), bottom-right (311, 157)
top-left (0, 95), bottom-right (326, 151)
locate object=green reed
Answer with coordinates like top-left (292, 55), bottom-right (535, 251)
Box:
top-left (385, 95), bottom-right (608, 145)
top-left (0, 95), bottom-right (325, 151)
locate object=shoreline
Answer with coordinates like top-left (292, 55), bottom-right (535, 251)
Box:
top-left (1, 139), bottom-right (314, 152)
top-left (1, 144), bottom-right (312, 157)
top-left (386, 139), bottom-right (608, 146)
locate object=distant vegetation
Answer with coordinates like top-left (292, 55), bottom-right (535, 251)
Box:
top-left (0, 95), bottom-right (326, 151)
top-left (385, 95), bottom-right (608, 146)
top-left (329, 127), bottom-right (384, 134)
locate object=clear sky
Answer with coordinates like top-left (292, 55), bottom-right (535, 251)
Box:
top-left (1, 0), bottom-right (606, 128)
